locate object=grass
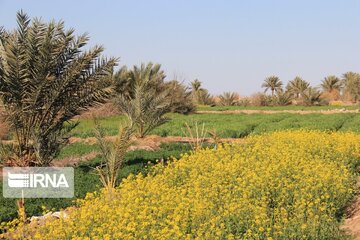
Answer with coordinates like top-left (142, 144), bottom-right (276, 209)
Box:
top-left (197, 105), bottom-right (360, 111)
top-left (56, 142), bottom-right (100, 159)
top-left (0, 142), bottom-right (193, 223)
top-left (70, 115), bottom-right (126, 138)
top-left (73, 113), bottom-right (360, 138)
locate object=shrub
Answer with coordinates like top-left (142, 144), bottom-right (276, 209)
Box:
top-left (217, 92), bottom-right (240, 106)
top-left (165, 80), bottom-right (196, 114)
top-left (24, 131), bottom-right (360, 239)
top-left (249, 92), bottom-right (272, 106)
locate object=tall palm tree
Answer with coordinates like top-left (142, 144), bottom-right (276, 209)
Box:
top-left (321, 75), bottom-right (341, 93)
top-left (342, 72), bottom-right (360, 102)
top-left (262, 76), bottom-right (283, 97)
top-left (286, 76), bottom-right (310, 99)
top-left (0, 12), bottom-right (117, 166)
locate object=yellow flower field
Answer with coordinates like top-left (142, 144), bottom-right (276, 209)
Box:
top-left (15, 131), bottom-right (360, 239)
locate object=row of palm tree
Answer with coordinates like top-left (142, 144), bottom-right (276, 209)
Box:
top-left (262, 73), bottom-right (360, 104)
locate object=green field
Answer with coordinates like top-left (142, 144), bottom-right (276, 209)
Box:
top-left (73, 113), bottom-right (360, 138)
top-left (197, 105), bottom-right (360, 111)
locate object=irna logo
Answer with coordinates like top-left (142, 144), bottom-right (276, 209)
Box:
top-left (7, 172), bottom-right (69, 188)
top-left (3, 167), bottom-right (74, 198)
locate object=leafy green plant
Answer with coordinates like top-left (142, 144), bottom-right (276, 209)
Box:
top-left (274, 91), bottom-right (292, 106)
top-left (0, 11), bottom-right (116, 166)
top-left (115, 63), bottom-right (172, 138)
top-left (164, 80), bottom-right (195, 114)
top-left (302, 87), bottom-right (322, 106)
top-left (342, 72), bottom-right (360, 103)
top-left (218, 92), bottom-right (240, 106)
top-left (94, 121), bottom-right (133, 189)
top-left (190, 79), bottom-right (214, 105)
top-left (286, 76), bottom-right (310, 100)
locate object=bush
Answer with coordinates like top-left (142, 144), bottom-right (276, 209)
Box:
top-left (26, 131), bottom-right (360, 239)
top-left (217, 92), bottom-right (240, 106)
top-left (250, 92), bottom-right (272, 106)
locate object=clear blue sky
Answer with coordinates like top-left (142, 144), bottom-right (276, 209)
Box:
top-left (1, 0), bottom-right (359, 95)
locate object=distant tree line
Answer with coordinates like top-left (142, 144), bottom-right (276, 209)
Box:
top-left (199, 73), bottom-right (360, 107)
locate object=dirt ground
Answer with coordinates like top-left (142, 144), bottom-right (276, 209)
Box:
top-left (69, 134), bottom-right (244, 148)
top-left (341, 178), bottom-right (360, 239)
top-left (54, 135), bottom-right (243, 167)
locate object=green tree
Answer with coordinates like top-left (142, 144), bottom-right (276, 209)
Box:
top-left (321, 75), bottom-right (341, 93)
top-left (302, 87), bottom-right (322, 106)
top-left (342, 72), bottom-right (360, 102)
top-left (286, 76), bottom-right (310, 99)
top-left (190, 79), bottom-right (202, 101)
top-left (114, 63), bottom-right (172, 138)
top-left (274, 91), bottom-right (292, 106)
top-left (190, 79), bottom-right (213, 105)
top-left (114, 65), bottom-right (194, 114)
top-left (218, 92), bottom-right (240, 106)
top-left (262, 76), bottom-right (283, 97)
top-left (164, 80), bottom-right (195, 114)
top-left (0, 12), bottom-right (116, 166)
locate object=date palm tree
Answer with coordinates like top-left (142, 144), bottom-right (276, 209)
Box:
top-left (218, 92), bottom-right (240, 106)
top-left (115, 63), bottom-right (172, 138)
top-left (0, 12), bottom-right (117, 166)
top-left (275, 91), bottom-right (292, 106)
top-left (262, 76), bottom-right (283, 97)
top-left (321, 75), bottom-right (341, 93)
top-left (302, 87), bottom-right (322, 106)
top-left (190, 79), bottom-right (203, 103)
top-left (342, 72), bottom-right (360, 102)
top-left (286, 76), bottom-right (310, 99)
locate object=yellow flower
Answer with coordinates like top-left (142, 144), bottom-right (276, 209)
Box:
top-left (7, 130), bottom-right (358, 239)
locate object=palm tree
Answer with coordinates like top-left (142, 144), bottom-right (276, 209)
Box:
top-left (302, 87), bottom-right (322, 106)
top-left (286, 76), bottom-right (310, 99)
top-left (262, 76), bottom-right (283, 97)
top-left (321, 75), bottom-right (341, 93)
top-left (275, 91), bottom-right (292, 106)
top-left (218, 92), bottom-right (240, 106)
top-left (0, 12), bottom-right (116, 166)
top-left (190, 79), bottom-right (202, 93)
top-left (189, 79), bottom-right (213, 105)
top-left (190, 79), bottom-right (203, 103)
top-left (342, 72), bottom-right (360, 102)
top-left (115, 63), bottom-right (172, 138)
top-left (164, 80), bottom-right (195, 114)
